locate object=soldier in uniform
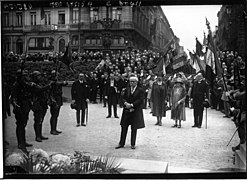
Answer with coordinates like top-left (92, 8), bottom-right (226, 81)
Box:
top-left (11, 69), bottom-right (33, 152)
top-left (48, 70), bottom-right (68, 135)
top-left (32, 71), bottom-right (51, 142)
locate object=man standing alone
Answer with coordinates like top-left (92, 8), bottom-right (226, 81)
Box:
top-left (115, 76), bottom-right (145, 149)
top-left (191, 72), bottom-right (209, 128)
top-left (105, 73), bottom-right (119, 118)
top-left (71, 73), bottom-right (90, 127)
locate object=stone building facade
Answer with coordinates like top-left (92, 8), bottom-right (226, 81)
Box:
top-left (216, 4), bottom-right (246, 59)
top-left (2, 2), bottom-right (175, 55)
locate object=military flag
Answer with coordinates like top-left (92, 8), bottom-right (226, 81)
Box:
top-left (188, 50), bottom-right (206, 73)
top-left (196, 38), bottom-right (204, 57)
top-left (60, 42), bottom-right (74, 72)
top-left (204, 17), bottom-right (223, 87)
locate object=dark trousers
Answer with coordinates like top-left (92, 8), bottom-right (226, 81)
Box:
top-left (91, 89), bottom-right (97, 102)
top-left (15, 110), bottom-right (29, 147)
top-left (76, 109), bottom-right (86, 125)
top-left (33, 106), bottom-right (47, 138)
top-left (50, 105), bottom-right (61, 132)
top-left (108, 103), bottom-right (117, 117)
top-left (193, 107), bottom-right (204, 127)
top-left (119, 125), bottom-right (137, 146)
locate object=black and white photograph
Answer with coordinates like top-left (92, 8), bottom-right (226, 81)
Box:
top-left (1, 0), bottom-right (246, 178)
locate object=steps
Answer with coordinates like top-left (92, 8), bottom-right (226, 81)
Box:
top-left (234, 142), bottom-right (246, 171)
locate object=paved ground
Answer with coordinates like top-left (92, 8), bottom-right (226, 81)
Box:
top-left (4, 102), bottom-right (239, 172)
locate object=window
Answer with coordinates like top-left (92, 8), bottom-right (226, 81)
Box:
top-left (112, 37), bottom-right (124, 45)
top-left (28, 37), bottom-right (51, 50)
top-left (72, 9), bottom-right (79, 24)
top-left (71, 35), bottom-right (79, 45)
top-left (85, 37), bottom-right (101, 45)
top-left (90, 8), bottom-right (98, 22)
top-left (3, 13), bottom-right (9, 27)
top-left (16, 12), bottom-right (22, 26)
top-left (3, 40), bottom-right (10, 53)
top-left (112, 7), bottom-right (122, 20)
top-left (58, 11), bottom-right (65, 24)
top-left (30, 12), bottom-right (36, 25)
top-left (45, 12), bottom-right (51, 25)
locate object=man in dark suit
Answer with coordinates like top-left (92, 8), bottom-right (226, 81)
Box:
top-left (105, 73), bottom-right (119, 118)
top-left (71, 73), bottom-right (90, 127)
top-left (191, 72), bottom-right (209, 128)
top-left (115, 76), bottom-right (145, 150)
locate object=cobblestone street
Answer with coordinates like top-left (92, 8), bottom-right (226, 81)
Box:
top-left (4, 102), bottom-right (239, 172)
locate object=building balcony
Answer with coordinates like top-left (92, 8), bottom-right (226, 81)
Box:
top-left (23, 24), bottom-right (69, 32)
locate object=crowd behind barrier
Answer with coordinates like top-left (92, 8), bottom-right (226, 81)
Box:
top-left (2, 48), bottom-right (245, 153)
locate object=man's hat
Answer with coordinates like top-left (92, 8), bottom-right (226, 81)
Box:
top-left (203, 101), bottom-right (210, 108)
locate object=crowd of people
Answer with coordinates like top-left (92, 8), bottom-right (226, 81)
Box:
top-left (2, 48), bottom-right (245, 153)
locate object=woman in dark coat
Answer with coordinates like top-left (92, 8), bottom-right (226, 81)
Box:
top-left (151, 76), bottom-right (167, 126)
top-left (115, 76), bottom-right (145, 150)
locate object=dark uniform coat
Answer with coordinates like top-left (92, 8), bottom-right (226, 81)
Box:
top-left (71, 80), bottom-right (90, 110)
top-left (120, 85), bottom-right (145, 130)
top-left (104, 79), bottom-right (119, 105)
top-left (191, 80), bottom-right (209, 110)
top-left (151, 82), bottom-right (167, 117)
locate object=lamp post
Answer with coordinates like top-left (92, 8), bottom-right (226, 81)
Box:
top-left (94, 6), bottom-right (121, 50)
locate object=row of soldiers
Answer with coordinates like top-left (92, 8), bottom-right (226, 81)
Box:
top-left (9, 69), bottom-right (68, 153)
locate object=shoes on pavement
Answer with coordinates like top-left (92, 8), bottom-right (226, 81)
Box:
top-left (25, 142), bottom-right (33, 147)
top-left (155, 122), bottom-right (159, 125)
top-left (114, 116), bottom-right (119, 118)
top-left (41, 136), bottom-right (48, 140)
top-left (197, 126), bottom-right (201, 128)
top-left (115, 145), bottom-right (124, 149)
top-left (81, 124), bottom-right (86, 126)
top-left (177, 125), bottom-right (181, 128)
top-left (35, 137), bottom-right (42, 142)
top-left (158, 122), bottom-right (162, 126)
top-left (131, 145), bottom-right (136, 149)
top-left (56, 130), bottom-right (62, 134)
top-left (171, 124), bottom-right (178, 128)
top-left (106, 116), bottom-right (111, 118)
top-left (76, 124), bottom-right (80, 127)
top-left (192, 125), bottom-right (197, 128)
top-left (50, 131), bottom-right (59, 135)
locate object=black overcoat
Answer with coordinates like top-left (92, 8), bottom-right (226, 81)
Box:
top-left (104, 80), bottom-right (119, 105)
top-left (71, 80), bottom-right (90, 110)
top-left (120, 86), bottom-right (145, 130)
top-left (191, 80), bottom-right (209, 110)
